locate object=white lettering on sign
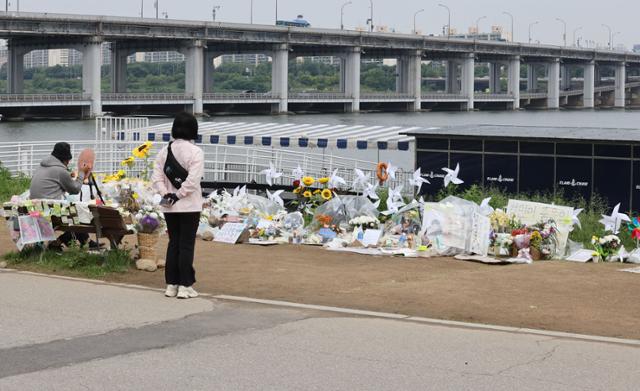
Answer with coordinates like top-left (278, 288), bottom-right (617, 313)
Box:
top-left (486, 174), bottom-right (515, 183)
top-left (558, 179), bottom-right (589, 187)
top-left (426, 171), bottom-right (446, 179)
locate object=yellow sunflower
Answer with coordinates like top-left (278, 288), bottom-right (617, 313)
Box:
top-left (321, 189), bottom-right (333, 200)
top-left (303, 190), bottom-right (313, 198)
top-left (116, 170), bottom-right (126, 178)
top-left (132, 141), bottom-right (153, 158)
top-left (313, 189), bottom-right (322, 195)
top-left (302, 176), bottom-right (315, 186)
top-left (293, 187), bottom-right (302, 194)
top-left (121, 156), bottom-right (135, 167)
top-left (318, 177), bottom-right (330, 184)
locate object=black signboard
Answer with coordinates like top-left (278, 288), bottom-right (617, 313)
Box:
top-left (632, 161), bottom-right (640, 212)
top-left (556, 157), bottom-right (592, 201)
top-left (593, 159), bottom-right (631, 211)
top-left (519, 156), bottom-right (555, 194)
top-left (483, 154), bottom-right (518, 192)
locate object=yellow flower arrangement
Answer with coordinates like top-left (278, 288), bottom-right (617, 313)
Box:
top-left (302, 176), bottom-right (315, 186)
top-left (293, 187), bottom-right (302, 194)
top-left (117, 170), bottom-right (126, 178)
top-left (121, 156), bottom-right (135, 167)
top-left (132, 141), bottom-right (153, 158)
top-left (303, 190), bottom-right (313, 198)
top-left (318, 177), bottom-right (329, 184)
top-left (313, 189), bottom-right (322, 195)
top-left (321, 189), bottom-right (333, 200)
top-left (132, 192), bottom-right (139, 200)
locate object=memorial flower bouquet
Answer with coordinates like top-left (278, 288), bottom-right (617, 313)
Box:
top-left (591, 234), bottom-right (622, 262)
top-left (509, 220), bottom-right (558, 260)
top-left (134, 205), bottom-right (165, 234)
top-left (349, 216), bottom-right (380, 230)
top-left (489, 209), bottom-right (520, 233)
top-left (292, 176), bottom-right (334, 220)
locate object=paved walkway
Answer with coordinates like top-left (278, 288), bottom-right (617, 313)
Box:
top-left (1, 270), bottom-right (639, 390)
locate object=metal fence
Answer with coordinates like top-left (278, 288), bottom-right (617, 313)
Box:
top-left (0, 93), bottom-right (90, 102)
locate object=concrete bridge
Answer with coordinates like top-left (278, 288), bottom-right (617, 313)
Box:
top-left (1, 12), bottom-right (640, 118)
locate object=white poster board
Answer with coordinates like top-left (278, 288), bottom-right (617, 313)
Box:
top-left (469, 212), bottom-right (491, 256)
top-left (506, 200), bottom-right (573, 253)
top-left (214, 223), bottom-right (247, 244)
top-left (361, 229), bottom-right (382, 247)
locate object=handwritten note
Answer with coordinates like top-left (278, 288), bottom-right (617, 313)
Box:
top-left (214, 223), bottom-right (247, 244)
top-left (361, 229), bottom-right (383, 247)
top-left (469, 212), bottom-right (491, 256)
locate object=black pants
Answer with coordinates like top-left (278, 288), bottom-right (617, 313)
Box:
top-left (164, 212), bottom-right (200, 287)
top-left (58, 232), bottom-right (89, 247)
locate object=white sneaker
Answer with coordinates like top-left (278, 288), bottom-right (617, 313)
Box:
top-left (177, 286), bottom-right (198, 299)
top-left (164, 284), bottom-right (178, 297)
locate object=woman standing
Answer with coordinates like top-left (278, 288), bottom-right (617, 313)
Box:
top-left (152, 112), bottom-right (204, 299)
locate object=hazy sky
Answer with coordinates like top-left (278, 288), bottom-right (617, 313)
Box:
top-left (12, 0), bottom-right (639, 48)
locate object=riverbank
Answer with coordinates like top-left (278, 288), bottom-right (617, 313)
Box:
top-left (2, 222), bottom-right (638, 340)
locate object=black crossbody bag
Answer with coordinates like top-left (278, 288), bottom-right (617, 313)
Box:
top-left (163, 142), bottom-right (189, 189)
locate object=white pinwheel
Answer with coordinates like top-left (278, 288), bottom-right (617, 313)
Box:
top-left (408, 168), bottom-right (430, 193)
top-left (599, 203), bottom-right (630, 234)
top-left (260, 162), bottom-right (283, 187)
top-left (328, 169), bottom-right (347, 189)
top-left (267, 189), bottom-right (285, 208)
top-left (232, 185), bottom-right (247, 198)
top-left (351, 168), bottom-right (370, 192)
top-left (364, 182), bottom-right (380, 200)
top-left (571, 208), bottom-right (584, 230)
top-left (479, 197), bottom-right (494, 216)
top-left (292, 165), bottom-right (304, 181)
top-left (382, 186), bottom-right (406, 216)
top-left (386, 161), bottom-right (398, 180)
top-left (442, 163), bottom-right (464, 188)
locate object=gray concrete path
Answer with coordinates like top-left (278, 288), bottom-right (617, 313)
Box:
top-left (1, 269), bottom-right (639, 391)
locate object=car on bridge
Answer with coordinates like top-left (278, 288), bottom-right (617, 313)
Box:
top-left (276, 15), bottom-right (310, 28)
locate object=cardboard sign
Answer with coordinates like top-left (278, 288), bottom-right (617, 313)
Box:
top-left (507, 200), bottom-right (573, 252)
top-left (214, 223), bottom-right (247, 244)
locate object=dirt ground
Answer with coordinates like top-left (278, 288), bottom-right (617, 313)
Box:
top-left (2, 223), bottom-right (640, 340)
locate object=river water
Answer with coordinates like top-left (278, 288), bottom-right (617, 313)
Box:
top-left (1, 110), bottom-right (639, 142)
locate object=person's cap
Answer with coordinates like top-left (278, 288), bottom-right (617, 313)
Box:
top-left (51, 142), bottom-right (73, 162)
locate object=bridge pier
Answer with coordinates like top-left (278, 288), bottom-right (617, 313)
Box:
top-left (181, 40), bottom-right (205, 115)
top-left (271, 44), bottom-right (289, 114)
top-left (561, 63), bottom-right (572, 91)
top-left (6, 45), bottom-right (25, 94)
top-left (547, 59), bottom-right (560, 109)
top-left (396, 51), bottom-right (422, 111)
top-left (583, 62), bottom-right (595, 108)
top-left (81, 39), bottom-right (103, 117)
top-left (110, 45), bottom-right (132, 93)
top-left (526, 64), bottom-right (538, 92)
top-left (204, 52), bottom-right (216, 93)
top-left (461, 54), bottom-right (475, 110)
top-left (446, 61), bottom-right (460, 94)
top-left (489, 62), bottom-right (501, 93)
top-left (507, 57), bottom-right (520, 110)
top-left (615, 62), bottom-right (626, 108)
top-left (340, 48), bottom-right (360, 113)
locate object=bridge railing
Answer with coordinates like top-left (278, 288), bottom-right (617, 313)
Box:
top-left (520, 92), bottom-right (548, 99)
top-left (288, 92), bottom-right (350, 100)
top-left (0, 93), bottom-right (90, 102)
top-left (421, 93), bottom-right (467, 99)
top-left (102, 93), bottom-right (195, 101)
top-left (203, 92), bottom-right (279, 100)
top-left (360, 93), bottom-right (414, 100)
top-left (474, 93), bottom-right (515, 100)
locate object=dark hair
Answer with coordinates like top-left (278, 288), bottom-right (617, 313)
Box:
top-left (171, 112), bottom-right (199, 140)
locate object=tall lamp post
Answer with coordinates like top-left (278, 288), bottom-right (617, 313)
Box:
top-left (502, 11), bottom-right (514, 42)
top-left (275, 0), bottom-right (278, 24)
top-left (368, 0), bottom-right (374, 32)
top-left (250, 0), bottom-right (253, 24)
top-left (602, 24), bottom-right (612, 49)
top-left (572, 26), bottom-right (582, 47)
top-left (475, 15), bottom-right (487, 39)
top-left (154, 0), bottom-right (159, 19)
top-left (528, 21), bottom-right (539, 44)
top-left (556, 17), bottom-right (567, 46)
top-left (212, 5), bottom-right (220, 21)
top-left (438, 3), bottom-right (451, 38)
top-left (140, 0), bottom-right (144, 18)
top-left (341, 1), bottom-right (352, 30)
top-left (413, 9), bottom-right (425, 34)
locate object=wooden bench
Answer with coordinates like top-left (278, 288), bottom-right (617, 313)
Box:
top-left (57, 205), bottom-right (134, 249)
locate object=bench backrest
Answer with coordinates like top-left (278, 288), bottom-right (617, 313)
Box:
top-left (89, 205), bottom-right (128, 231)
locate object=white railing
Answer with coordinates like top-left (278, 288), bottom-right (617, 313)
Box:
top-left (421, 93), bottom-right (467, 100)
top-left (288, 92), bottom-right (350, 100)
top-left (0, 140), bottom-right (413, 194)
top-left (520, 92), bottom-right (548, 99)
top-left (203, 92), bottom-right (279, 100)
top-left (360, 93), bottom-right (414, 100)
top-left (474, 93), bottom-right (515, 100)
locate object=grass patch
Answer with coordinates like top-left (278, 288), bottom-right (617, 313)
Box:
top-left (0, 164), bottom-right (31, 202)
top-left (3, 244), bottom-right (133, 279)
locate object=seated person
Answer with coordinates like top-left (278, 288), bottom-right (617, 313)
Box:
top-left (29, 142), bottom-right (95, 249)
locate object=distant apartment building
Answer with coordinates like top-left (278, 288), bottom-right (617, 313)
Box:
top-left (450, 25), bottom-right (510, 42)
top-left (219, 53), bottom-right (269, 66)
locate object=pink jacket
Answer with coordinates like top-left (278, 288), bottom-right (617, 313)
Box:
top-left (152, 139), bottom-right (204, 213)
